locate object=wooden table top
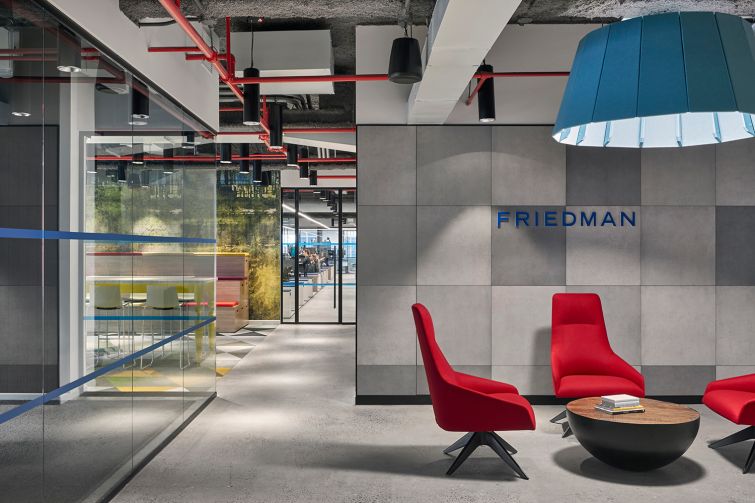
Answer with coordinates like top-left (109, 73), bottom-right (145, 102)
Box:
top-left (566, 397), bottom-right (700, 425)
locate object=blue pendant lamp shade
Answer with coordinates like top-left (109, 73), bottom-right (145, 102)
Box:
top-left (553, 12), bottom-right (755, 148)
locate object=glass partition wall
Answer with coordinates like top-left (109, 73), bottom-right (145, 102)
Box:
top-left (0, 1), bottom-right (217, 501)
top-left (281, 188), bottom-right (356, 323)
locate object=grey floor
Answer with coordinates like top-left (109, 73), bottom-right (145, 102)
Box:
top-left (113, 325), bottom-right (753, 503)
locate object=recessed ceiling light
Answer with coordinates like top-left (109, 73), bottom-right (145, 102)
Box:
top-left (11, 111), bottom-right (31, 117)
top-left (57, 65), bottom-right (82, 73)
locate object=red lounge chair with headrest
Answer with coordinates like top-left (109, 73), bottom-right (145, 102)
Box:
top-left (412, 303), bottom-right (536, 478)
top-left (703, 373), bottom-right (755, 473)
top-left (550, 293), bottom-right (645, 436)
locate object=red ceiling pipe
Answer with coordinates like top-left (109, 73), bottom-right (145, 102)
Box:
top-left (0, 56), bottom-right (54, 61)
top-left (282, 127), bottom-right (357, 134)
top-left (148, 46), bottom-right (200, 53)
top-left (217, 127), bottom-right (357, 136)
top-left (465, 71), bottom-right (570, 105)
top-left (233, 74), bottom-right (390, 84)
top-left (186, 53), bottom-right (229, 61)
top-left (0, 48), bottom-right (56, 54)
top-left (90, 154), bottom-right (285, 162)
top-left (298, 157), bottom-right (357, 164)
top-left (156, 0), bottom-right (244, 103)
top-left (220, 106), bottom-right (243, 112)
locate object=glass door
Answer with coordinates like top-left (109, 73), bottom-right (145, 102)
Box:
top-left (281, 188), bottom-right (355, 323)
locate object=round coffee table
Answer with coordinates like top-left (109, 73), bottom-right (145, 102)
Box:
top-left (566, 397), bottom-right (700, 471)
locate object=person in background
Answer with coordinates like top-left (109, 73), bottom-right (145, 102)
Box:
top-left (324, 237), bottom-right (332, 267)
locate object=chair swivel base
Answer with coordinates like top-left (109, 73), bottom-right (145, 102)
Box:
top-left (444, 431), bottom-right (528, 479)
top-left (549, 409), bottom-right (573, 438)
top-left (709, 425), bottom-right (755, 474)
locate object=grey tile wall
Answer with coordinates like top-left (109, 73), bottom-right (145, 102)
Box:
top-left (492, 206), bottom-right (565, 285)
top-left (492, 126), bottom-right (565, 205)
top-left (641, 146), bottom-right (715, 205)
top-left (357, 126), bottom-right (755, 397)
top-left (417, 206), bottom-right (491, 285)
top-left (417, 126), bottom-right (492, 205)
top-left (566, 206), bottom-right (641, 285)
top-left (641, 206), bottom-right (715, 285)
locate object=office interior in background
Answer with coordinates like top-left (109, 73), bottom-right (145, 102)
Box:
top-left (2, 1), bottom-right (755, 502)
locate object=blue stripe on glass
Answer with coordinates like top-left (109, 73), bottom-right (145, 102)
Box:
top-left (282, 282), bottom-right (356, 287)
top-left (0, 316), bottom-right (215, 426)
top-left (0, 227), bottom-right (215, 244)
top-left (84, 315), bottom-right (215, 321)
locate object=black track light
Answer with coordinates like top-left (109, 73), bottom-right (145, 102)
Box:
top-left (243, 67), bottom-right (261, 126)
top-left (252, 159), bottom-right (263, 183)
top-left (163, 147), bottom-right (174, 174)
top-left (239, 143), bottom-right (250, 174)
top-left (286, 144), bottom-right (299, 167)
top-left (477, 64), bottom-right (496, 123)
top-left (267, 103), bottom-right (283, 148)
top-left (130, 80), bottom-right (150, 126)
top-left (309, 169), bottom-right (317, 186)
top-left (220, 143), bottom-right (232, 164)
top-left (57, 27), bottom-right (82, 74)
top-left (116, 161), bottom-right (127, 183)
top-left (388, 31), bottom-right (422, 84)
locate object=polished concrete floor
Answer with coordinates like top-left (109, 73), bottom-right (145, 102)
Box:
top-left (113, 325), bottom-right (753, 503)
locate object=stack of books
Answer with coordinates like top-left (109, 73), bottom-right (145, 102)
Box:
top-left (594, 394), bottom-right (645, 415)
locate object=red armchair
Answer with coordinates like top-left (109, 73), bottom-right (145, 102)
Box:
top-left (703, 373), bottom-right (755, 473)
top-left (412, 303), bottom-right (535, 478)
top-left (550, 293), bottom-right (645, 436)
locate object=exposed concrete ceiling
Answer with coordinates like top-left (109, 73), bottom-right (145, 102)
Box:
top-left (119, 1), bottom-right (436, 129)
top-left (512, 0), bottom-right (755, 23)
top-left (118, 0), bottom-right (755, 130)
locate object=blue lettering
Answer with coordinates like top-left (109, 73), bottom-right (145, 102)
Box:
top-left (544, 211), bottom-right (557, 227)
top-left (562, 211), bottom-right (576, 226)
top-left (497, 211), bottom-right (510, 228)
top-left (620, 211), bottom-right (636, 227)
top-left (601, 212), bottom-right (616, 226)
top-left (580, 211), bottom-right (597, 226)
top-left (515, 211), bottom-right (529, 228)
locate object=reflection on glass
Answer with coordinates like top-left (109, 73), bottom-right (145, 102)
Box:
top-left (0, 1), bottom-right (216, 500)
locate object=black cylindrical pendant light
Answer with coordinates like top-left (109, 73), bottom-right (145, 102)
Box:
top-left (140, 170), bottom-right (151, 187)
top-left (286, 144), bottom-right (299, 167)
top-left (243, 67), bottom-right (261, 126)
top-left (261, 169), bottom-right (271, 187)
top-left (309, 169), bottom-right (317, 186)
top-left (252, 159), bottom-right (263, 183)
top-left (388, 35), bottom-right (422, 84)
top-left (57, 27), bottom-right (82, 73)
top-left (117, 161), bottom-right (127, 183)
top-left (299, 163), bottom-right (309, 179)
top-left (163, 147), bottom-right (174, 174)
top-left (183, 131), bottom-right (195, 147)
top-left (132, 144), bottom-right (144, 165)
top-left (477, 64), bottom-right (496, 123)
top-left (130, 81), bottom-right (150, 126)
top-left (239, 143), bottom-right (250, 174)
top-left (220, 143), bottom-right (232, 164)
top-left (267, 103), bottom-right (283, 148)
